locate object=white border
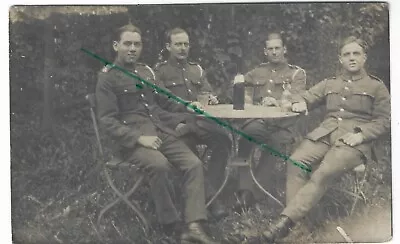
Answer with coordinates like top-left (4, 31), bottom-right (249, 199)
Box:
top-left (3, 1), bottom-right (398, 244)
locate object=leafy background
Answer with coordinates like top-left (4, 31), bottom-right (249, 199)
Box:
top-left (10, 3), bottom-right (391, 243)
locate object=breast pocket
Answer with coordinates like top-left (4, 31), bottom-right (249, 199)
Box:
top-left (163, 80), bottom-right (187, 98)
top-left (252, 80), bottom-right (268, 103)
top-left (348, 90), bottom-right (375, 114)
top-left (114, 84), bottom-right (142, 111)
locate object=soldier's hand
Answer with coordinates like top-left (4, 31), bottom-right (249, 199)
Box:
top-left (292, 101), bottom-right (307, 113)
top-left (175, 123), bottom-right (186, 131)
top-left (233, 74), bottom-right (245, 84)
top-left (261, 97), bottom-right (279, 107)
top-left (137, 136), bottom-right (162, 150)
top-left (209, 95), bottom-right (219, 105)
top-left (188, 101), bottom-right (204, 111)
top-left (339, 132), bottom-right (364, 147)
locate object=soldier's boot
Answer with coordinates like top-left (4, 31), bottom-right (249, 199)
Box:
top-left (160, 222), bottom-right (182, 241)
top-left (180, 221), bottom-right (220, 244)
top-left (261, 215), bottom-right (295, 242)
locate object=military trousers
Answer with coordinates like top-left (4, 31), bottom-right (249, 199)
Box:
top-left (127, 130), bottom-right (207, 224)
top-left (282, 138), bottom-right (365, 222)
top-left (179, 118), bottom-right (231, 199)
top-left (237, 118), bottom-right (296, 195)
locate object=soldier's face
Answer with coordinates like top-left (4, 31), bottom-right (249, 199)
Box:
top-left (339, 42), bottom-right (366, 73)
top-left (264, 39), bottom-right (286, 64)
top-left (167, 32), bottom-right (190, 60)
top-left (113, 31), bottom-right (143, 65)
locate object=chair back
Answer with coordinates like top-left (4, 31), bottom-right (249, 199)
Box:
top-left (85, 93), bottom-right (104, 158)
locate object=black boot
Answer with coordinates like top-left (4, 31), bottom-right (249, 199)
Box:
top-left (262, 215), bottom-right (295, 242)
top-left (233, 189), bottom-right (256, 212)
top-left (208, 200), bottom-right (229, 220)
top-left (180, 221), bottom-right (220, 244)
top-left (161, 221), bottom-right (182, 237)
top-left (155, 222), bottom-right (181, 244)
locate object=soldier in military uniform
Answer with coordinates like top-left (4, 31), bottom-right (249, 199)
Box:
top-left (232, 32), bottom-right (307, 210)
top-left (154, 27), bottom-right (231, 219)
top-left (96, 24), bottom-right (219, 244)
top-left (250, 36), bottom-right (391, 242)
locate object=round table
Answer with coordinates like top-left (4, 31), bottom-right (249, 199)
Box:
top-left (201, 104), bottom-right (299, 119)
top-left (199, 104), bottom-right (299, 207)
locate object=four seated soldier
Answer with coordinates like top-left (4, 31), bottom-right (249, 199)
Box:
top-left (94, 24), bottom-right (389, 243)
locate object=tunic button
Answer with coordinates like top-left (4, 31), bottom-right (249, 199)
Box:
top-left (340, 108), bottom-right (344, 112)
top-left (363, 92), bottom-right (367, 95)
top-left (184, 78), bottom-right (188, 81)
top-left (344, 86), bottom-right (349, 90)
top-left (123, 120), bottom-right (127, 124)
top-left (124, 89), bottom-right (128, 92)
top-left (188, 89), bottom-right (192, 93)
top-left (172, 82), bottom-right (176, 85)
top-left (134, 70), bottom-right (138, 73)
top-left (272, 69), bottom-right (276, 73)
top-left (182, 68), bottom-right (186, 71)
top-left (141, 94), bottom-right (145, 97)
top-left (267, 89), bottom-right (272, 93)
top-left (342, 97), bottom-right (346, 101)
top-left (256, 82), bottom-right (259, 85)
top-left (144, 103), bottom-right (149, 107)
top-left (149, 114), bottom-right (153, 117)
top-left (338, 117), bottom-right (343, 121)
top-left (269, 79), bottom-right (274, 83)
top-left (348, 80), bottom-right (352, 83)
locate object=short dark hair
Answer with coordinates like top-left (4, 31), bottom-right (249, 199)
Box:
top-left (113, 24), bottom-right (142, 42)
top-left (265, 31), bottom-right (285, 46)
top-left (166, 27), bottom-right (188, 43)
top-left (339, 36), bottom-right (368, 53)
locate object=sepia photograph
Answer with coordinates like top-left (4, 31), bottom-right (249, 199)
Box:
top-left (9, 2), bottom-right (392, 243)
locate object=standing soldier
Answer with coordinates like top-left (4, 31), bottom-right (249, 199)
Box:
top-left (233, 32), bottom-right (307, 210)
top-left (96, 24), bottom-right (219, 244)
top-left (154, 27), bottom-right (231, 220)
top-left (255, 36), bottom-right (390, 242)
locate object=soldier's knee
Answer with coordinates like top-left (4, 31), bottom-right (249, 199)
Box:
top-left (309, 167), bottom-right (333, 185)
top-left (184, 156), bottom-right (203, 172)
top-left (148, 155), bottom-right (171, 172)
top-left (242, 122), bottom-right (259, 134)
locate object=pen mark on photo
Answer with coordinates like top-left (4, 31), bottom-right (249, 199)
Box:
top-left (81, 48), bottom-right (312, 173)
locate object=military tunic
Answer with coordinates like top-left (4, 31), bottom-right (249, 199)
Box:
top-left (243, 61), bottom-right (306, 103)
top-left (282, 69), bottom-right (390, 222)
top-left (236, 61), bottom-right (307, 197)
top-left (96, 61), bottom-right (207, 224)
top-left (154, 58), bottom-right (231, 197)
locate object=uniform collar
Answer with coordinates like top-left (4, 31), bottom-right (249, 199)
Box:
top-left (168, 56), bottom-right (189, 68)
top-left (114, 59), bottom-right (137, 72)
top-left (264, 59), bottom-right (288, 72)
top-left (340, 68), bottom-right (367, 81)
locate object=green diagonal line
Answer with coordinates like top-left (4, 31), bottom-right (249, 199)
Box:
top-left (81, 48), bottom-right (312, 173)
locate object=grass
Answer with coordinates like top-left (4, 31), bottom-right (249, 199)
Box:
top-left (11, 108), bottom-right (391, 243)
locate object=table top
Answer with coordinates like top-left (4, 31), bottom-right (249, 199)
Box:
top-left (200, 104), bottom-right (299, 119)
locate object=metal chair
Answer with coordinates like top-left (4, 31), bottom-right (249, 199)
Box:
top-left (246, 138), bottom-right (368, 214)
top-left (85, 93), bottom-right (149, 234)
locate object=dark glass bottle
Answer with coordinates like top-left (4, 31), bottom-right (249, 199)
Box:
top-left (233, 82), bottom-right (245, 110)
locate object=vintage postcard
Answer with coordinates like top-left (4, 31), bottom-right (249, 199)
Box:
top-left (9, 3), bottom-right (392, 243)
